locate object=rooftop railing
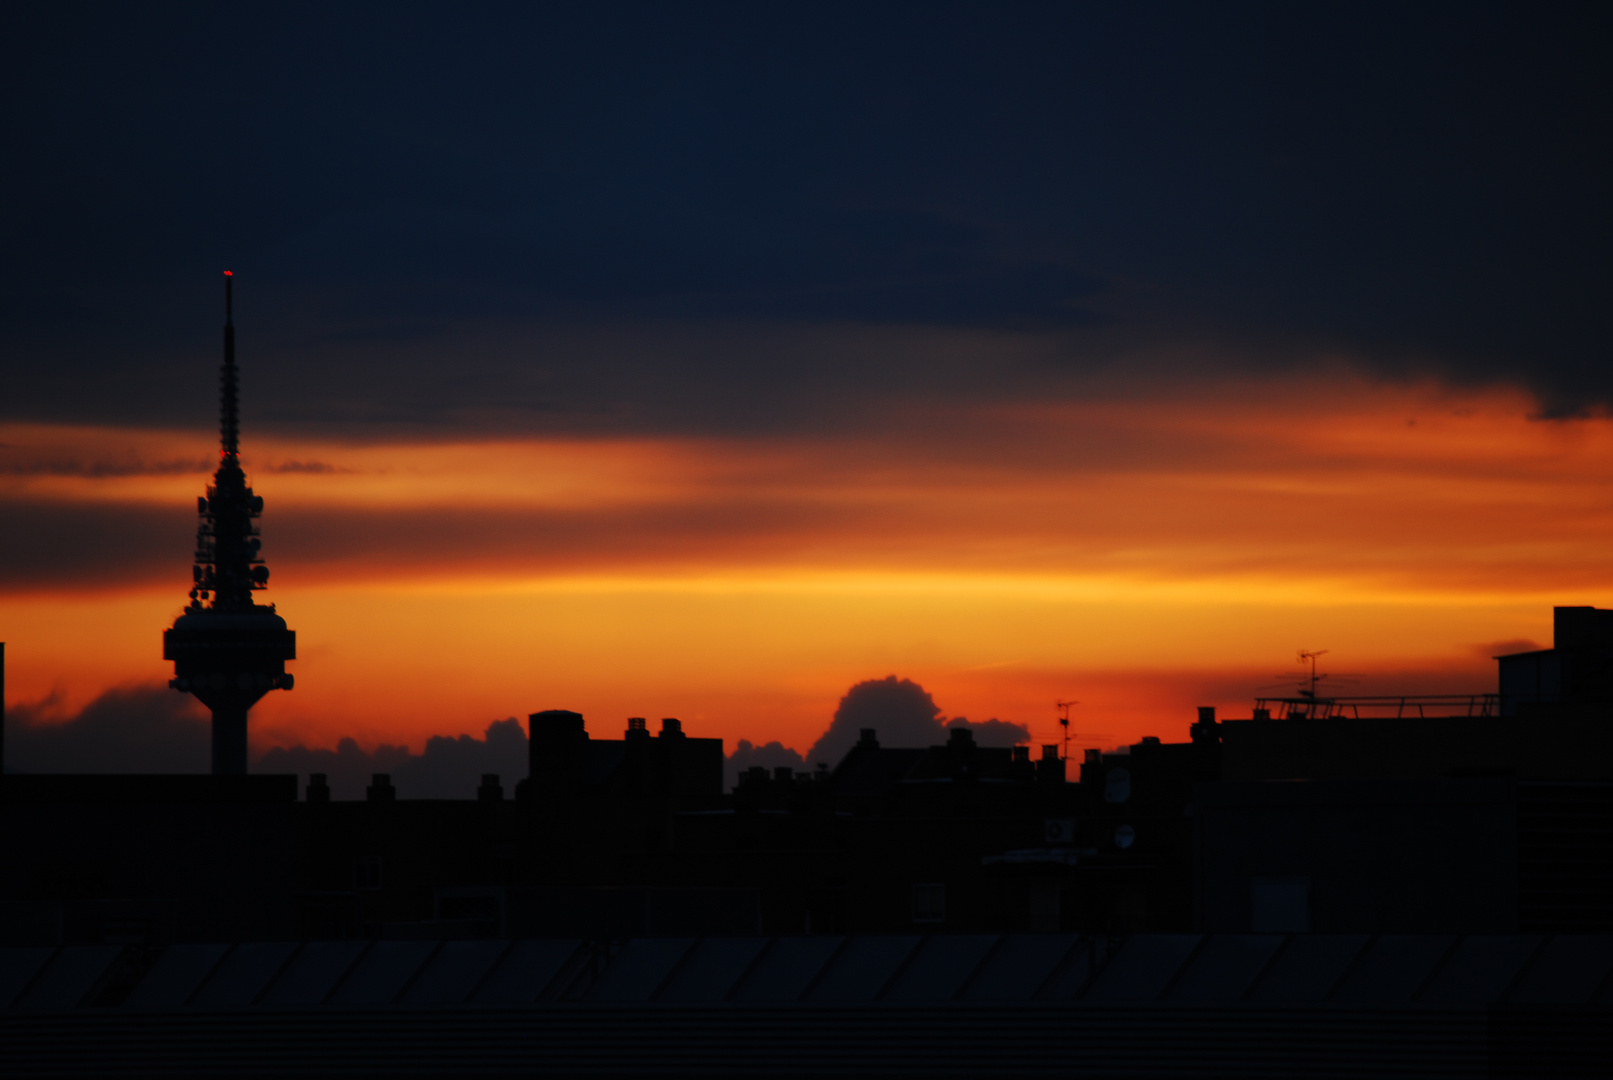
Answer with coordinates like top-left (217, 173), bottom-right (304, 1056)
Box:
top-left (1252, 693), bottom-right (1499, 721)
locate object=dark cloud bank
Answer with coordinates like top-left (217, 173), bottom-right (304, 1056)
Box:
top-left (2, 685), bottom-right (527, 800)
top-left (5, 677), bottom-right (1027, 796)
top-left (2, 4), bottom-right (1611, 430)
top-left (804, 675), bottom-right (1030, 767)
top-left (727, 675), bottom-right (1031, 788)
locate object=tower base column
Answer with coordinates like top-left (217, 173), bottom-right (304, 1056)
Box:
top-left (211, 704), bottom-right (249, 775)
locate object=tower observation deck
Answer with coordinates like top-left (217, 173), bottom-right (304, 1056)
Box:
top-left (164, 272), bottom-right (296, 774)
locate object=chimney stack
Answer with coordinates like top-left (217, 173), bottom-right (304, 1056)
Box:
top-left (1037, 744), bottom-right (1065, 785)
top-left (529, 710), bottom-right (587, 801)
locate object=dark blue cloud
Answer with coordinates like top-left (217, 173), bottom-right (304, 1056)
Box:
top-left (5, 686), bottom-right (211, 774)
top-left (802, 675), bottom-right (1033, 770)
top-left (2, 2), bottom-right (1610, 422)
top-left (725, 739), bottom-right (805, 791)
top-left (5, 685), bottom-right (529, 800)
top-left (257, 719), bottom-right (528, 800)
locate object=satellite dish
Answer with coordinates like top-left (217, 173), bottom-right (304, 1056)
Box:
top-left (1114, 824), bottom-right (1135, 850)
top-left (1105, 767), bottom-right (1131, 804)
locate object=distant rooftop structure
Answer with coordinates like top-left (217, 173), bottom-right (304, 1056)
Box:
top-left (1252, 694), bottom-right (1500, 722)
top-left (1497, 605), bottom-right (1613, 717)
top-left (1245, 605), bottom-right (1613, 722)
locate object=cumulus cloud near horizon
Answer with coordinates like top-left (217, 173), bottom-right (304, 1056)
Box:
top-left (4, 683), bottom-right (529, 799)
top-left (801, 675), bottom-right (1030, 768)
top-left (257, 719), bottom-right (527, 800)
top-left (7, 676), bottom-right (1029, 797)
top-left (5, 684), bottom-right (211, 773)
top-left (725, 739), bottom-right (806, 790)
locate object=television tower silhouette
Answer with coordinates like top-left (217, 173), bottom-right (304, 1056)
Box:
top-left (164, 272), bottom-right (296, 774)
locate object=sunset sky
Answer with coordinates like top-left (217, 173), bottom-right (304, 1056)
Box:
top-left (4, 4), bottom-right (1612, 763)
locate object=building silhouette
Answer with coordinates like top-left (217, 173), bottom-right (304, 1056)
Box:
top-left (6, 607), bottom-right (1613, 1074)
top-left (162, 273), bottom-right (296, 775)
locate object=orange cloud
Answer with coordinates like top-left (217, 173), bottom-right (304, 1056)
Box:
top-left (1, 373), bottom-right (1605, 758)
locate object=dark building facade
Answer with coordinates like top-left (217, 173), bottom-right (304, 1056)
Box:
top-left (1195, 606), bottom-right (1613, 935)
top-left (12, 606), bottom-right (1613, 951)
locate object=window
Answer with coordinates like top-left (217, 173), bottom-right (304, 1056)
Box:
top-left (354, 856), bottom-right (383, 891)
top-left (912, 882), bottom-right (946, 924)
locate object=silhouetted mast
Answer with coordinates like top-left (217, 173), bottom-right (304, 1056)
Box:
top-left (221, 270), bottom-right (238, 459)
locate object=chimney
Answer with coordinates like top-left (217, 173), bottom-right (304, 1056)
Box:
top-left (1553, 606), bottom-right (1613, 652)
top-left (1192, 705), bottom-right (1221, 745)
top-left (1011, 744), bottom-right (1033, 781)
top-left (306, 772), bottom-right (330, 803)
top-left (773, 766), bottom-right (794, 785)
top-left (659, 717), bottom-right (684, 739)
top-left (478, 773), bottom-right (503, 802)
top-left (1037, 744), bottom-right (1065, 785)
top-left (947, 726), bottom-right (975, 748)
top-left (366, 774), bottom-right (395, 802)
top-left (529, 709), bottom-right (587, 800)
top-left (626, 716), bottom-right (649, 740)
top-left (858, 728), bottom-right (879, 748)
top-left (1252, 707), bottom-right (1271, 721)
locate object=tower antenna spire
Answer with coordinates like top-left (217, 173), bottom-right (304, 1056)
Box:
top-left (221, 270), bottom-right (238, 459)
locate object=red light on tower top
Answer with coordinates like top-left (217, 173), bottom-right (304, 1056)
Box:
top-left (223, 270), bottom-right (232, 276)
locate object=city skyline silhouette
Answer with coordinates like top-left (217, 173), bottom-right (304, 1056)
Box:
top-left (5, 9), bottom-right (1613, 1075)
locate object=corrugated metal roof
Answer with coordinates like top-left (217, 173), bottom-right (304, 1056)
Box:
top-left (121, 942), bottom-right (228, 1010)
top-left (0, 1005), bottom-right (1548, 1079)
top-left (6, 936), bottom-right (1613, 1079)
top-left (400, 940), bottom-right (508, 1006)
top-left (5, 933), bottom-right (1613, 1014)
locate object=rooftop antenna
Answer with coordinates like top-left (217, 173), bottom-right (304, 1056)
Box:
top-left (1051, 699), bottom-right (1110, 759)
top-left (1296, 649), bottom-right (1329, 700)
top-left (220, 269), bottom-right (238, 459)
top-left (1055, 700), bottom-right (1077, 761)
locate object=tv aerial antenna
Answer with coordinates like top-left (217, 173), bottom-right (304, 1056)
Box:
top-left (1055, 700), bottom-right (1076, 761)
top-left (1053, 700), bottom-right (1109, 760)
top-left (1296, 649), bottom-right (1329, 699)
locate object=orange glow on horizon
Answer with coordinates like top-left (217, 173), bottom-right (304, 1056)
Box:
top-left (2, 372), bottom-right (1607, 759)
